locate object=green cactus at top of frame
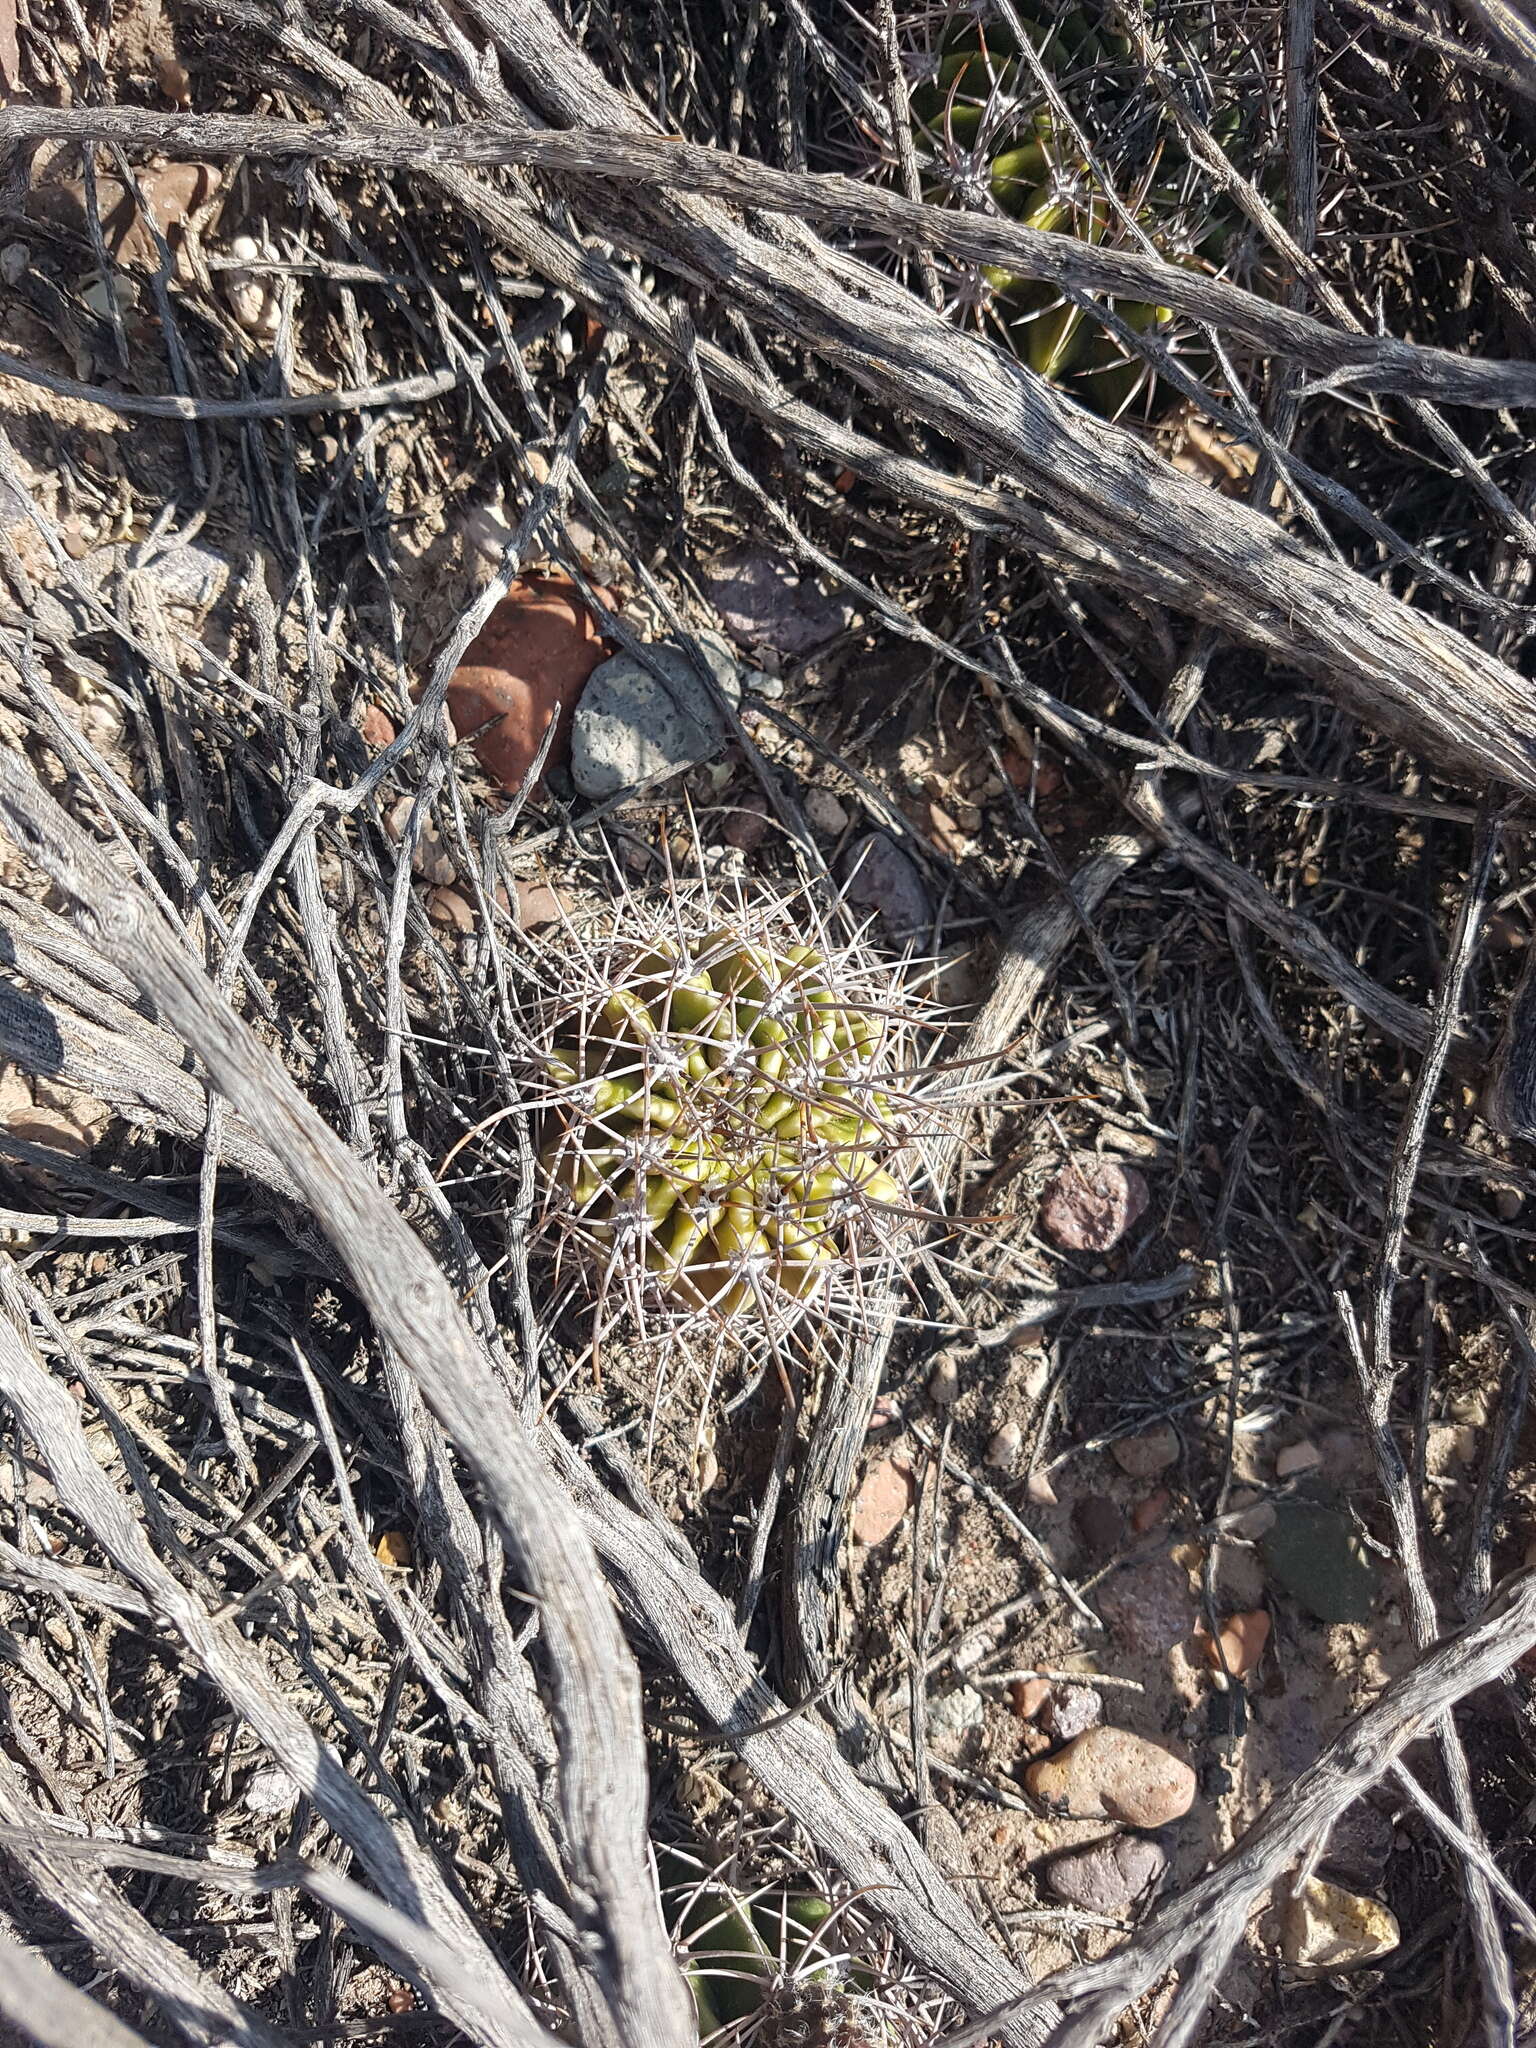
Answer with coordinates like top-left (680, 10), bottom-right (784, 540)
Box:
top-left (906, 2), bottom-right (1253, 417)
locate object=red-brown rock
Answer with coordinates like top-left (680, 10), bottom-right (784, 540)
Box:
top-left (31, 159), bottom-right (218, 269)
top-left (445, 577), bottom-right (608, 795)
top-left (1011, 1677), bottom-right (1052, 1721)
top-left (1132, 1487), bottom-right (1172, 1535)
top-left (358, 703), bottom-right (396, 749)
top-left (852, 1455), bottom-right (915, 1545)
top-left (1039, 1156), bottom-right (1150, 1253)
top-left (1196, 1607), bottom-right (1271, 1682)
top-left (514, 880), bottom-right (569, 931)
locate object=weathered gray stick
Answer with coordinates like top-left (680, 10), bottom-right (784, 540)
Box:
top-left (0, 746), bottom-right (694, 2048)
top-left (6, 104), bottom-right (1536, 408)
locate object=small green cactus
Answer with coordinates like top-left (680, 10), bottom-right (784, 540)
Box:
top-left (904, 3), bottom-right (1249, 417)
top-left (528, 888), bottom-right (932, 1362)
top-left (659, 1848), bottom-right (889, 2047)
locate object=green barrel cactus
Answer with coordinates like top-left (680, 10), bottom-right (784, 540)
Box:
top-left (659, 1848), bottom-right (882, 2045)
top-left (906, 3), bottom-right (1248, 417)
top-left (529, 893), bottom-right (930, 1358)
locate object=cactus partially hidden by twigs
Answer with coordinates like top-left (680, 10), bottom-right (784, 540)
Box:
top-left (659, 1844), bottom-right (955, 2048)
top-left (519, 876), bottom-right (942, 1385)
top-left (892, 2), bottom-right (1259, 417)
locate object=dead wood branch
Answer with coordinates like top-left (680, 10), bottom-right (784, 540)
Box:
top-left (944, 1565), bottom-right (1536, 2046)
top-left (0, 1757), bottom-right (288, 2048)
top-left (548, 1415), bottom-right (1059, 2047)
top-left (786, 823), bottom-right (1164, 1748)
top-left (0, 746), bottom-right (694, 2048)
top-left (228, 0), bottom-right (1536, 798)
top-left (0, 1291), bottom-right (554, 2048)
top-left (8, 105), bottom-right (1536, 411)
top-left (0, 1915), bottom-right (158, 2048)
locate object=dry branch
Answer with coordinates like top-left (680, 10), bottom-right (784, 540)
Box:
top-left (946, 1564), bottom-right (1536, 2046)
top-left (0, 746), bottom-right (695, 2048)
top-left (8, 105), bottom-right (1536, 410)
top-left (220, 0), bottom-right (1536, 797)
top-left (548, 1416), bottom-right (1059, 2047)
top-left (0, 1757), bottom-right (288, 2048)
top-left (0, 1294), bottom-right (554, 2048)
top-left (786, 823), bottom-right (1163, 1745)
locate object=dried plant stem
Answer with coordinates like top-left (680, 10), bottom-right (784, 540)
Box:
top-left (0, 747), bottom-right (694, 2048)
top-left (13, 73), bottom-right (1536, 796)
top-left (8, 105), bottom-right (1536, 411)
top-left (942, 1565), bottom-right (1536, 2047)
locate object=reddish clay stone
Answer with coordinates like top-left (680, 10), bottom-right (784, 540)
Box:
top-left (358, 703), bottom-right (396, 748)
top-left (33, 160), bottom-right (220, 268)
top-left (1039, 1155), bottom-right (1150, 1253)
top-left (1011, 1677), bottom-right (1052, 1721)
top-left (852, 1455), bottom-right (915, 1545)
top-left (515, 880), bottom-right (568, 930)
top-left (1132, 1487), bottom-right (1172, 1535)
top-left (1197, 1607), bottom-right (1271, 1682)
top-left (444, 576), bottom-right (608, 795)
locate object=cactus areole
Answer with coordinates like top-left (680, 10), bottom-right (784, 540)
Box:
top-left (533, 909), bottom-right (924, 1352)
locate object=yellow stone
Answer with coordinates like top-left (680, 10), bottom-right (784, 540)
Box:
top-left (1281, 1878), bottom-right (1399, 1973)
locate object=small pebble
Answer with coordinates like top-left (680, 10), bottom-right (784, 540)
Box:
top-left (986, 1419), bottom-right (1022, 1471)
top-left (1319, 1800), bottom-right (1396, 1891)
top-left (928, 1352), bottom-right (961, 1405)
top-left (852, 1456), bottom-right (914, 1545)
top-left (225, 233), bottom-right (280, 340)
top-left (1319, 1428), bottom-right (1368, 1474)
top-left (723, 790), bottom-right (772, 851)
top-left (1224, 1488), bottom-right (1276, 1540)
top-left (868, 1392), bottom-right (903, 1433)
top-left (804, 788), bottom-right (850, 837)
top-left (1197, 1607), bottom-right (1271, 1682)
top-left (705, 545), bottom-right (852, 655)
top-left (1039, 1684), bottom-right (1102, 1743)
top-left (1280, 1878), bottom-right (1399, 1973)
top-left (1275, 1440), bottom-right (1322, 1480)
top-left (926, 800), bottom-right (970, 858)
top-left (515, 880), bottom-right (568, 930)
top-left (841, 832), bottom-right (931, 944)
top-left (1025, 1726), bottom-right (1196, 1828)
top-left (928, 1684), bottom-right (987, 1745)
top-left (242, 1766), bottom-right (299, 1818)
top-left (427, 887), bottom-right (475, 932)
top-left (1039, 1156), bottom-right (1149, 1253)
top-left (572, 633), bottom-right (741, 799)
top-left (1045, 1833), bottom-right (1166, 1915)
top-left (357, 703), bottom-right (396, 748)
top-left (1011, 1678), bottom-right (1051, 1720)
top-left (1111, 1422), bottom-right (1179, 1480)
top-left (384, 797), bottom-right (454, 886)
top-left (1097, 1558), bottom-right (1197, 1656)
top-left (1213, 1541), bottom-right (1267, 1611)
top-left (1131, 1488), bottom-right (1171, 1535)
top-left (1026, 1469), bottom-right (1059, 1507)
